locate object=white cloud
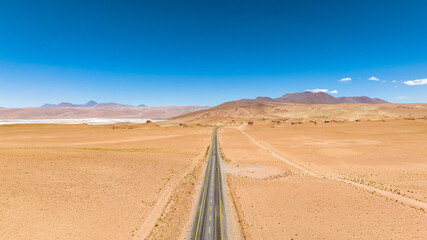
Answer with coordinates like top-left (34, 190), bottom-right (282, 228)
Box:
top-left (306, 89), bottom-right (338, 94)
top-left (339, 77), bottom-right (351, 82)
top-left (381, 80), bottom-right (387, 83)
top-left (395, 96), bottom-right (408, 100)
top-left (306, 89), bottom-right (329, 93)
top-left (392, 80), bottom-right (397, 83)
top-left (403, 78), bottom-right (427, 86)
top-left (369, 76), bottom-right (380, 81)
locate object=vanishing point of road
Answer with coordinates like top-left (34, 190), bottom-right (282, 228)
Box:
top-left (192, 128), bottom-right (226, 240)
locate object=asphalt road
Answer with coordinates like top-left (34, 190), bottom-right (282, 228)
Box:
top-left (192, 128), bottom-right (225, 240)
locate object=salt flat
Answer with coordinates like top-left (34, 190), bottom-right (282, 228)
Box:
top-left (0, 118), bottom-right (156, 125)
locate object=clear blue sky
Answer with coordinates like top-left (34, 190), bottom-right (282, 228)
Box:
top-left (0, 0), bottom-right (426, 107)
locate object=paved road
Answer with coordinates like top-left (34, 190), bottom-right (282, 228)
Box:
top-left (192, 128), bottom-right (225, 240)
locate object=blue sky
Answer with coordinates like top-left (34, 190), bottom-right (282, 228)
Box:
top-left (0, 0), bottom-right (426, 107)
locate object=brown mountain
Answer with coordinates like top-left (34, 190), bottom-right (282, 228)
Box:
top-left (337, 96), bottom-right (389, 104)
top-left (254, 96), bottom-right (276, 102)
top-left (276, 92), bottom-right (341, 104)
top-left (255, 91), bottom-right (389, 104)
top-left (175, 99), bottom-right (426, 124)
top-left (173, 92), bottom-right (410, 124)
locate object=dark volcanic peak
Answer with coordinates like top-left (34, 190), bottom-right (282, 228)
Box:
top-left (254, 91), bottom-right (388, 104)
top-left (138, 104), bottom-right (147, 107)
top-left (83, 100), bottom-right (98, 107)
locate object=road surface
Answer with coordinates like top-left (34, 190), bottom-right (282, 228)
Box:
top-left (192, 128), bottom-right (226, 240)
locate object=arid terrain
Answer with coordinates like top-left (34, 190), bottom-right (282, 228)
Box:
top-left (0, 123), bottom-right (213, 240)
top-left (1, 101), bottom-right (426, 240)
top-left (3, 0), bottom-right (426, 239)
top-left (176, 100), bottom-right (427, 124)
top-left (219, 119), bottom-right (427, 239)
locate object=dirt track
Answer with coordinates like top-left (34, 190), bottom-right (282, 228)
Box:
top-left (219, 121), bottom-right (426, 239)
top-left (238, 124), bottom-right (427, 210)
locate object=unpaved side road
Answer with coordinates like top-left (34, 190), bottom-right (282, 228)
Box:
top-left (238, 125), bottom-right (427, 210)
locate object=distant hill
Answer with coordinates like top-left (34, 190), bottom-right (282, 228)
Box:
top-left (277, 92), bottom-right (340, 104)
top-left (173, 92), bottom-right (403, 124)
top-left (41, 102), bottom-right (77, 107)
top-left (40, 101), bottom-right (146, 108)
top-left (41, 101), bottom-right (97, 108)
top-left (175, 99), bottom-right (426, 124)
top-left (92, 102), bottom-right (132, 108)
top-left (83, 100), bottom-right (98, 107)
top-left (336, 96), bottom-right (388, 104)
top-left (255, 91), bottom-right (389, 104)
top-left (254, 96), bottom-right (276, 102)
top-left (40, 103), bottom-right (55, 107)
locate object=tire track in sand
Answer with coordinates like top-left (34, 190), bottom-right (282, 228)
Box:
top-left (238, 125), bottom-right (427, 210)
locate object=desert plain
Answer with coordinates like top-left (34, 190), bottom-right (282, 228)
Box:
top-left (0, 123), bottom-right (213, 240)
top-left (0, 103), bottom-right (426, 240)
top-left (219, 119), bottom-right (427, 239)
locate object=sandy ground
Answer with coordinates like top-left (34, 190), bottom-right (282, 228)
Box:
top-left (242, 120), bottom-right (427, 203)
top-left (219, 120), bottom-right (427, 239)
top-left (2, 118), bottom-right (426, 239)
top-left (0, 123), bottom-right (212, 240)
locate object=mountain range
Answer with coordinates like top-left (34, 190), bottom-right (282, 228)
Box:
top-left (175, 92), bottom-right (426, 124)
top-left (0, 92), bottom-right (393, 121)
top-left (255, 91), bottom-right (389, 104)
top-left (40, 101), bottom-right (146, 108)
